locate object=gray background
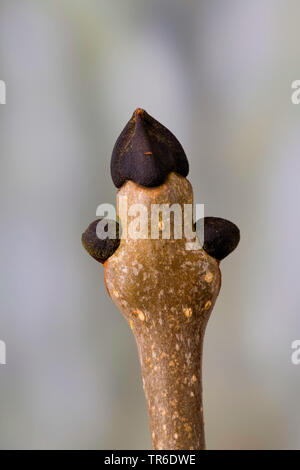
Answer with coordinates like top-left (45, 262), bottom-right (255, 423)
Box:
top-left (0, 0), bottom-right (300, 449)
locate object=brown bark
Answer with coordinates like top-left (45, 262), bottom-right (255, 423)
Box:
top-left (104, 173), bottom-right (221, 449)
top-left (137, 321), bottom-right (207, 450)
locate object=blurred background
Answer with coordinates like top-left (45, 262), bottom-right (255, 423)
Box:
top-left (0, 0), bottom-right (300, 449)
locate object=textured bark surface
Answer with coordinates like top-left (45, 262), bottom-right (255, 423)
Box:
top-left (104, 173), bottom-right (221, 450)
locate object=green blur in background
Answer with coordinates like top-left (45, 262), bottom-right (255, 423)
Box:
top-left (0, 0), bottom-right (300, 449)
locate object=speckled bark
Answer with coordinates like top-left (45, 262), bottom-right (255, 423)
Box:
top-left (137, 322), bottom-right (207, 450)
top-left (104, 173), bottom-right (221, 450)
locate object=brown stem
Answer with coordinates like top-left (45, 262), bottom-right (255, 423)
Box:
top-left (136, 322), bottom-right (206, 450)
top-left (104, 173), bottom-right (221, 450)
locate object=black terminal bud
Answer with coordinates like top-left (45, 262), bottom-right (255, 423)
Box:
top-left (111, 108), bottom-right (189, 188)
